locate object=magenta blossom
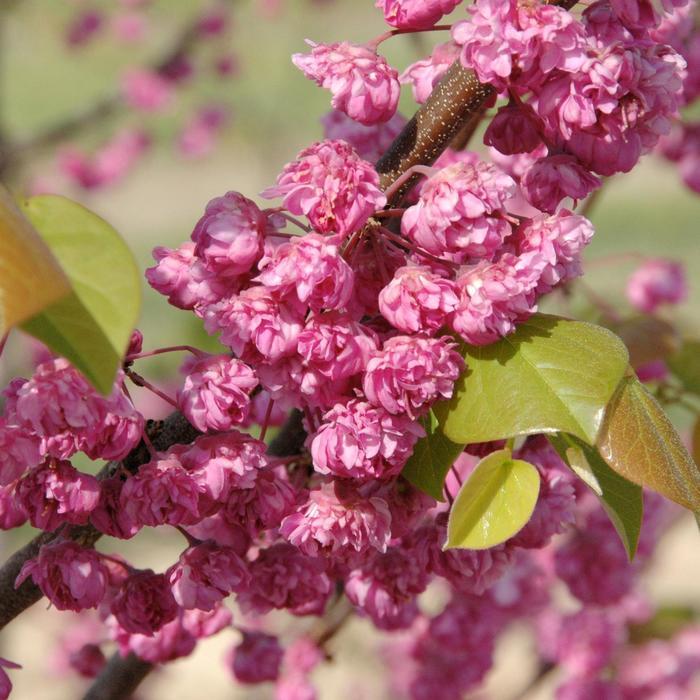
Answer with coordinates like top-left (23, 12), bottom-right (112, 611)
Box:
top-left (0, 419), bottom-right (42, 486)
top-left (121, 68), bottom-right (173, 112)
top-left (228, 631), bottom-right (283, 684)
top-left (626, 258), bottom-right (688, 313)
top-left (400, 42), bottom-right (460, 103)
top-left (363, 335), bottom-right (463, 417)
top-left (377, 0), bottom-right (462, 29)
top-left (178, 354), bottom-right (258, 432)
top-left (293, 41), bottom-right (400, 125)
top-left (311, 400), bottom-right (424, 480)
top-left (261, 140), bottom-right (386, 237)
top-left (110, 570), bottom-right (179, 636)
top-left (16, 542), bottom-right (108, 612)
top-left (169, 541), bottom-right (250, 611)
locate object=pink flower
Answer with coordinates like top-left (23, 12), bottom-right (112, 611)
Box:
top-left (281, 480), bottom-right (393, 561)
top-left (16, 459), bottom-right (100, 531)
top-left (228, 631), bottom-right (283, 683)
top-left (237, 544), bottom-right (332, 616)
top-left (112, 12), bottom-right (148, 43)
top-left (121, 68), bottom-right (173, 112)
top-left (191, 191), bottom-right (271, 277)
top-left (401, 160), bottom-right (516, 262)
top-left (147, 242), bottom-right (227, 310)
top-left (0, 420), bottom-right (42, 485)
top-left (556, 678), bottom-right (621, 700)
top-left (311, 400), bottom-right (424, 480)
top-left (400, 42), bottom-right (460, 103)
top-left (346, 544), bottom-right (430, 630)
top-left (120, 455), bottom-right (202, 529)
top-left (178, 354), bottom-right (257, 432)
top-left (515, 210), bottom-right (595, 293)
top-left (113, 605), bottom-right (232, 664)
top-left (178, 431), bottom-right (269, 497)
top-left (297, 312), bottom-right (377, 383)
top-left (0, 483), bottom-right (28, 530)
top-left (292, 41), bottom-right (400, 125)
top-left (537, 608), bottom-right (624, 677)
top-left (451, 252), bottom-right (544, 345)
top-left (521, 154), bottom-right (601, 213)
top-left (178, 105), bottom-right (229, 158)
top-left (223, 468), bottom-right (298, 537)
top-left (261, 140), bottom-right (386, 236)
top-left (379, 265), bottom-right (459, 334)
top-left (169, 541), bottom-right (250, 611)
top-left (67, 644), bottom-right (106, 679)
top-left (89, 476), bottom-right (140, 539)
top-left (255, 233), bottom-right (355, 312)
top-left (65, 9), bottom-right (103, 47)
top-left (0, 658), bottom-right (20, 700)
top-left (110, 570), bottom-right (179, 635)
top-left (6, 358), bottom-right (143, 461)
top-left (16, 541), bottom-right (108, 612)
top-left (321, 109), bottom-right (407, 163)
top-left (377, 0), bottom-right (462, 29)
top-left (484, 103), bottom-right (543, 156)
top-left (275, 674), bottom-right (317, 700)
top-left (206, 286), bottom-right (303, 363)
top-left (626, 258), bottom-right (687, 313)
top-left (363, 335), bottom-right (463, 416)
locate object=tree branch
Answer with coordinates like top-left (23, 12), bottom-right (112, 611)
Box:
top-left (0, 411), bottom-right (198, 632)
top-left (82, 653), bottom-right (153, 700)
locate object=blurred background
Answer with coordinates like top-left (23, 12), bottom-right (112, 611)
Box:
top-left (0, 1), bottom-right (699, 698)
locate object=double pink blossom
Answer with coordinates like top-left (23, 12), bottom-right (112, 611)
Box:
top-left (363, 335), bottom-right (463, 416)
top-left (262, 140), bottom-right (386, 236)
top-left (377, 0), bottom-right (462, 30)
top-left (626, 258), bottom-right (687, 313)
top-left (292, 41), bottom-right (400, 125)
top-left (110, 570), bottom-right (179, 635)
top-left (16, 542), bottom-right (108, 612)
top-left (178, 354), bottom-right (258, 432)
top-left (311, 400), bottom-right (424, 480)
top-left (228, 632), bottom-right (283, 684)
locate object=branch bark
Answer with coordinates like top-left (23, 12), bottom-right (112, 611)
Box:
top-left (82, 653), bottom-right (153, 700)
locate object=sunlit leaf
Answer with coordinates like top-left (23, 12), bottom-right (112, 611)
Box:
top-left (20, 195), bottom-right (141, 394)
top-left (598, 373), bottom-right (700, 511)
top-left (446, 448), bottom-right (540, 550)
top-left (402, 410), bottom-right (465, 501)
top-left (614, 316), bottom-right (679, 369)
top-left (436, 314), bottom-right (629, 445)
top-left (548, 433), bottom-right (643, 559)
top-left (0, 185), bottom-right (70, 334)
top-left (667, 340), bottom-right (700, 397)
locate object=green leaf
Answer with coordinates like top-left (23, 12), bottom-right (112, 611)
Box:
top-left (548, 433), bottom-right (643, 559)
top-left (20, 195), bottom-right (141, 394)
top-left (667, 340), bottom-right (700, 397)
top-left (436, 314), bottom-right (629, 445)
top-left (446, 448), bottom-right (541, 550)
top-left (0, 185), bottom-right (71, 333)
top-left (402, 410), bottom-right (465, 501)
top-left (598, 373), bottom-right (700, 512)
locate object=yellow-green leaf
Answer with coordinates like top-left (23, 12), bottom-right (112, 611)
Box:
top-left (0, 185), bottom-right (70, 333)
top-left (446, 448), bottom-right (541, 550)
top-left (598, 373), bottom-right (700, 511)
top-left (548, 433), bottom-right (643, 559)
top-left (436, 314), bottom-right (629, 445)
top-left (20, 196), bottom-right (141, 394)
top-left (402, 410), bottom-right (465, 501)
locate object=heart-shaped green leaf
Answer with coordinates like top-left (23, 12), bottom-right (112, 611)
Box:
top-left (402, 410), bottom-right (465, 501)
top-left (548, 433), bottom-right (643, 559)
top-left (436, 314), bottom-right (629, 445)
top-left (446, 448), bottom-right (541, 550)
top-left (0, 185), bottom-right (70, 333)
top-left (597, 373), bottom-right (700, 511)
top-left (667, 340), bottom-right (700, 397)
top-left (20, 195), bottom-right (141, 394)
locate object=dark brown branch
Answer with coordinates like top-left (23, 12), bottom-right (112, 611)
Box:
top-left (0, 411), bottom-right (198, 632)
top-left (82, 653), bottom-right (154, 700)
